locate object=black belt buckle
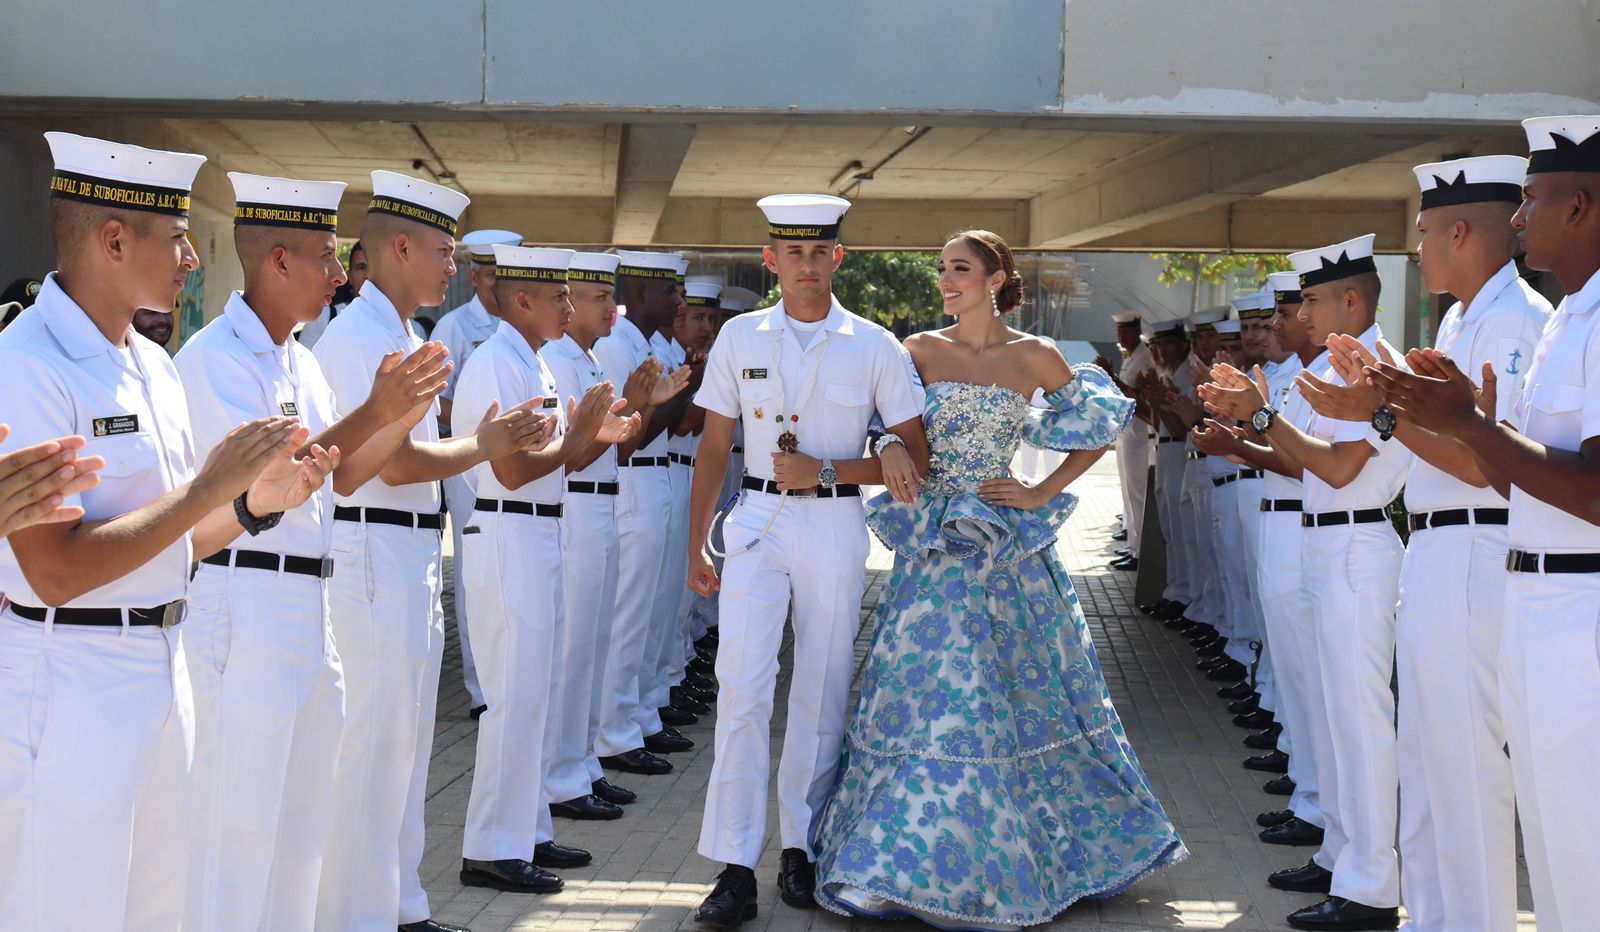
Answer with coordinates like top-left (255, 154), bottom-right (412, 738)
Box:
top-left (160, 601), bottom-right (185, 629)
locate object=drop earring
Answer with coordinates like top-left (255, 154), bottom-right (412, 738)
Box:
top-left (990, 289), bottom-right (1001, 317)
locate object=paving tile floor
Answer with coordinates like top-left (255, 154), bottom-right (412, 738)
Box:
top-left (420, 457), bottom-right (1536, 931)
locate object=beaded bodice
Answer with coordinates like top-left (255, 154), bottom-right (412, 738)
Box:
top-left (921, 381), bottom-right (1030, 495)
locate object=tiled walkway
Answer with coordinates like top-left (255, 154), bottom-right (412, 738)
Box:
top-left (419, 458), bottom-right (1536, 931)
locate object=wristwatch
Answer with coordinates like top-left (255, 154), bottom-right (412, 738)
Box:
top-left (1371, 404), bottom-right (1398, 442)
top-left (818, 459), bottom-right (838, 489)
top-left (1250, 405), bottom-right (1278, 435)
top-left (234, 491), bottom-right (284, 536)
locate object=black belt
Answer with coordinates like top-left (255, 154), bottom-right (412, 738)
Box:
top-left (202, 548), bottom-right (334, 579)
top-left (333, 506), bottom-right (444, 531)
top-left (1186, 451), bottom-right (1208, 460)
top-left (624, 455), bottom-right (668, 467)
top-left (1237, 468), bottom-right (1263, 480)
top-left (1157, 436), bottom-right (1181, 444)
top-left (1506, 549), bottom-right (1600, 574)
top-left (730, 445), bottom-right (743, 454)
top-left (669, 452), bottom-right (695, 466)
top-left (1302, 508), bottom-right (1387, 528)
top-left (567, 480), bottom-right (619, 495)
top-left (10, 601), bottom-right (184, 628)
top-left (1260, 498), bottom-right (1303, 512)
top-left (741, 476), bottom-right (861, 498)
top-left (1407, 507), bottom-right (1509, 533)
top-left (1212, 473), bottom-right (1238, 487)
top-left (475, 498), bottom-right (563, 518)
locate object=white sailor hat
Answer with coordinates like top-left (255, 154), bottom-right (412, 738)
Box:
top-left (1185, 305), bottom-right (1232, 334)
top-left (462, 230), bottom-right (523, 263)
top-left (45, 131), bottom-right (206, 216)
top-left (616, 250), bottom-right (682, 281)
top-left (1412, 156), bottom-right (1525, 210)
top-left (227, 172), bottom-right (346, 232)
top-left (1147, 318), bottom-right (1186, 338)
top-left (757, 193), bottom-right (851, 240)
top-left (493, 245), bottom-right (574, 284)
top-left (685, 277), bottom-right (723, 308)
top-left (1289, 234), bottom-right (1377, 289)
top-left (721, 285), bottom-right (763, 313)
top-left (1267, 271), bottom-right (1303, 305)
top-left (1111, 310), bottom-right (1142, 325)
top-left (568, 252), bottom-right (621, 287)
top-left (1215, 318), bottom-right (1242, 336)
top-left (369, 170), bottom-right (470, 237)
top-left (1233, 289), bottom-right (1275, 320)
top-left (674, 257), bottom-right (690, 284)
top-left (1523, 115), bottom-right (1600, 175)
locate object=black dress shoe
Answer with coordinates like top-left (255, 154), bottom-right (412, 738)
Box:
top-left (644, 730), bottom-right (694, 754)
top-left (659, 724), bottom-right (689, 739)
top-left (1210, 661), bottom-right (1253, 682)
top-left (592, 778), bottom-right (636, 805)
top-left (681, 682), bottom-right (717, 704)
top-left (671, 688), bottom-right (711, 715)
top-left (551, 794), bottom-right (624, 821)
top-left (1287, 895), bottom-right (1398, 930)
top-left (660, 705), bottom-right (699, 727)
top-left (694, 647), bottom-right (716, 666)
top-left (600, 749), bottom-right (673, 775)
top-left (1267, 859), bottom-right (1333, 893)
top-left (1244, 724), bottom-right (1283, 750)
top-left (1228, 697), bottom-right (1261, 715)
top-left (1233, 708), bottom-right (1275, 728)
top-left (1262, 775), bottom-right (1296, 796)
top-left (1196, 639), bottom-right (1228, 658)
top-left (697, 864), bottom-right (759, 927)
top-left (1184, 622), bottom-right (1217, 641)
top-left (460, 857), bottom-right (563, 894)
top-left (1151, 601), bottom-right (1187, 621)
top-left (777, 848), bottom-right (816, 909)
top-left (1165, 616), bottom-right (1197, 630)
top-left (1217, 682), bottom-right (1256, 700)
top-left (1197, 654), bottom-right (1229, 670)
top-left (1114, 546), bottom-right (1132, 556)
top-left (400, 920), bottom-right (471, 932)
top-left (1109, 556), bottom-right (1138, 571)
top-left (469, 704), bottom-right (487, 720)
top-left (687, 657), bottom-right (716, 678)
top-left (1111, 528), bottom-right (1129, 542)
top-left (1257, 808), bottom-right (1296, 827)
top-left (1260, 816), bottom-right (1325, 846)
top-left (533, 841), bottom-right (592, 869)
top-left (1244, 750), bottom-right (1290, 773)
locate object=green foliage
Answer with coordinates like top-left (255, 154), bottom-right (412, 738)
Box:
top-left (1149, 252), bottom-right (1292, 287)
top-left (763, 251), bottom-right (943, 328)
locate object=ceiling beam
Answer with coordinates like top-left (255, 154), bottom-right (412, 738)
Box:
top-left (611, 123), bottom-right (696, 245)
top-left (1081, 197), bottom-right (1411, 253)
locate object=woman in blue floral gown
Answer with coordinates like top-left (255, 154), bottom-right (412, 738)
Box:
top-left (811, 231), bottom-right (1186, 930)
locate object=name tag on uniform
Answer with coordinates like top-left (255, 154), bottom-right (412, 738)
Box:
top-left (91, 414), bottom-right (138, 437)
top-left (742, 368), bottom-right (768, 380)
top-left (279, 402), bottom-right (299, 416)
top-left (541, 398), bottom-right (558, 409)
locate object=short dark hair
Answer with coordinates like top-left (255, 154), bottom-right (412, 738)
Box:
top-left (50, 198), bottom-right (157, 259)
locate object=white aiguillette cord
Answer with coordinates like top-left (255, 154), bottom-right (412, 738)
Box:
top-left (707, 325), bottom-right (832, 559)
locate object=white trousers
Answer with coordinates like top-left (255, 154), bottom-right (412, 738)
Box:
top-left (462, 510), bottom-right (561, 858)
top-left (1500, 570), bottom-right (1600, 932)
top-left (0, 612), bottom-right (192, 931)
top-left (1303, 523), bottom-right (1402, 908)
top-left (444, 473), bottom-right (484, 707)
top-left (316, 520), bottom-right (445, 930)
top-left (1258, 508), bottom-right (1324, 828)
top-left (1233, 478), bottom-right (1275, 711)
top-left (184, 563), bottom-right (346, 932)
top-left (1207, 479), bottom-right (1255, 665)
top-left (1395, 525), bottom-right (1516, 932)
top-left (1180, 460), bottom-right (1220, 626)
top-left (554, 491), bottom-right (621, 801)
top-left (596, 464), bottom-right (672, 756)
top-left (1153, 440), bottom-right (1190, 603)
top-left (651, 459), bottom-right (695, 704)
top-left (1116, 425), bottom-right (1153, 554)
top-left (698, 491), bottom-right (870, 869)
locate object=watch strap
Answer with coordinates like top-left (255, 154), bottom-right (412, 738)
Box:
top-left (234, 491), bottom-right (284, 536)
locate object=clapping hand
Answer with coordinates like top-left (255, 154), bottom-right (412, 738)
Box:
top-left (247, 437), bottom-right (340, 515)
top-left (475, 399), bottom-right (553, 459)
top-left (0, 428), bottom-right (105, 537)
top-left (194, 417), bottom-right (305, 508)
top-left (367, 342), bottom-right (452, 423)
top-left (1191, 418), bottom-right (1246, 459)
top-left (1366, 349), bottom-right (1491, 434)
top-left (1198, 363), bottom-right (1269, 421)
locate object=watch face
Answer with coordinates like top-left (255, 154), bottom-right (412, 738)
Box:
top-left (1372, 406), bottom-right (1398, 434)
top-left (1252, 408), bottom-right (1272, 433)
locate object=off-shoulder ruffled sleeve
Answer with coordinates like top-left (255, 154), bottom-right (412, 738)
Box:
top-left (1021, 363), bottom-right (1134, 452)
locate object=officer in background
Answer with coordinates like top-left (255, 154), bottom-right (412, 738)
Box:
top-left (0, 131), bottom-right (330, 930)
top-left (1106, 309), bottom-right (1153, 570)
top-left (433, 228), bottom-right (522, 718)
top-left (1137, 319), bottom-right (1193, 622)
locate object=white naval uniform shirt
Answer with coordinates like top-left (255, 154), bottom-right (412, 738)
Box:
top-left (1508, 269), bottom-right (1600, 552)
top-left (451, 321), bottom-right (567, 506)
top-left (1301, 326), bottom-right (1412, 513)
top-left (543, 334), bottom-right (619, 485)
top-left (1260, 357), bottom-right (1309, 503)
top-left (0, 274), bottom-right (197, 608)
top-left (594, 315), bottom-right (668, 460)
top-left (312, 280), bottom-right (442, 514)
top-left (695, 299), bottom-right (923, 480)
top-left (175, 292), bottom-right (340, 559)
top-left (1120, 342), bottom-right (1155, 387)
top-left (432, 295), bottom-right (499, 403)
top-left (666, 338), bottom-right (701, 460)
top-left (1406, 262), bottom-right (1551, 512)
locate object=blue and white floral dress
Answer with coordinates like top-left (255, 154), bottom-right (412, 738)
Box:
top-left (811, 367), bottom-right (1186, 930)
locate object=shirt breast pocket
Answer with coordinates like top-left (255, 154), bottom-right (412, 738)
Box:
top-left (90, 432), bottom-right (160, 480)
top-left (824, 383), bottom-right (871, 409)
top-left (1524, 382), bottom-right (1585, 449)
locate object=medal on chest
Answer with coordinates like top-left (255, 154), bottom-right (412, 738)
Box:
top-left (776, 414), bottom-right (800, 453)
